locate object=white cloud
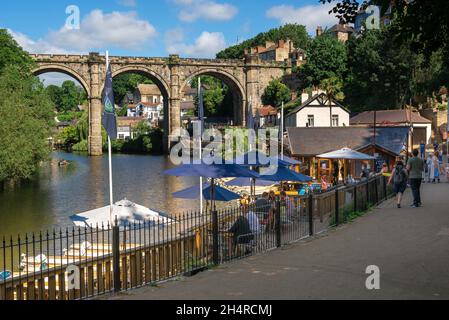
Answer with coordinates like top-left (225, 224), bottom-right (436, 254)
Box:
top-left (8, 10), bottom-right (157, 54)
top-left (166, 30), bottom-right (226, 58)
top-left (48, 10), bottom-right (157, 51)
top-left (266, 3), bottom-right (338, 35)
top-left (8, 29), bottom-right (71, 54)
top-left (174, 0), bottom-right (238, 22)
top-left (118, 0), bottom-right (137, 7)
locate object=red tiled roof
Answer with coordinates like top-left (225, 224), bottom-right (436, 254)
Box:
top-left (258, 105), bottom-right (277, 117)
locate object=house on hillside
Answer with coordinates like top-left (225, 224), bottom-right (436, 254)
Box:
top-left (117, 117), bottom-right (147, 140)
top-left (287, 126), bottom-right (409, 181)
top-left (257, 105), bottom-right (278, 127)
top-left (134, 84), bottom-right (164, 106)
top-left (244, 39), bottom-right (301, 63)
top-left (127, 102), bottom-right (162, 123)
top-left (285, 91), bottom-right (350, 128)
top-left (350, 109), bottom-right (432, 148)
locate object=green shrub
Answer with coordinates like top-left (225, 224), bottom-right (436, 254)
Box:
top-left (72, 140), bottom-right (88, 152)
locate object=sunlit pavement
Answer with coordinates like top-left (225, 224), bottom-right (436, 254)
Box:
top-left (103, 174), bottom-right (449, 300)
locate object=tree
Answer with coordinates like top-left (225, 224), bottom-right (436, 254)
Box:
top-left (45, 85), bottom-right (62, 109)
top-left (192, 75), bottom-right (233, 118)
top-left (113, 73), bottom-right (153, 105)
top-left (0, 29), bottom-right (35, 76)
top-left (344, 26), bottom-right (418, 111)
top-left (262, 79), bottom-right (291, 108)
top-left (0, 66), bottom-right (53, 182)
top-left (320, 77), bottom-right (345, 127)
top-left (297, 34), bottom-right (347, 90)
top-left (58, 81), bottom-right (84, 112)
top-left (216, 24), bottom-right (310, 59)
top-left (319, 0), bottom-right (449, 66)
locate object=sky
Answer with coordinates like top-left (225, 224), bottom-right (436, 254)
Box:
top-left (1, 0), bottom-right (339, 85)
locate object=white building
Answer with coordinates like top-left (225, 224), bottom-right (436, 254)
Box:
top-left (285, 91), bottom-right (350, 128)
top-left (127, 102), bottom-right (162, 123)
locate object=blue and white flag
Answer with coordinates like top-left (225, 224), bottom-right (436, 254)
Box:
top-left (102, 63), bottom-right (117, 140)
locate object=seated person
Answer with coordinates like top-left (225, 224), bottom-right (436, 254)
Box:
top-left (254, 192), bottom-right (270, 219)
top-left (228, 214), bottom-right (253, 247)
top-left (246, 209), bottom-right (262, 234)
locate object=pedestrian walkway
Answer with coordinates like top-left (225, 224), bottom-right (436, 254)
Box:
top-left (104, 176), bottom-right (449, 300)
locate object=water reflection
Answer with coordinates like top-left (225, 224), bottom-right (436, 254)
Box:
top-left (0, 152), bottom-right (201, 237)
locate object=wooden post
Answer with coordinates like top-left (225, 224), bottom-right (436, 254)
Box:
top-left (212, 210), bottom-right (219, 265)
top-left (275, 200), bottom-right (281, 248)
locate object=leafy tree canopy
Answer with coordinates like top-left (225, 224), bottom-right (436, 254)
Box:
top-left (297, 34), bottom-right (347, 89)
top-left (0, 29), bottom-right (35, 76)
top-left (216, 24), bottom-right (310, 59)
top-left (262, 79), bottom-right (291, 108)
top-left (113, 73), bottom-right (153, 106)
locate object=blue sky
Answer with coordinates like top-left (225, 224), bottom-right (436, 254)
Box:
top-left (1, 0), bottom-right (338, 86)
top-left (1, 0), bottom-right (338, 58)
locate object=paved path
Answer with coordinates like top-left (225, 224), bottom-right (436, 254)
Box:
top-left (105, 176), bottom-right (449, 300)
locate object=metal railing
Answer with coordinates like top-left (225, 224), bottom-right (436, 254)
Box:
top-left (0, 174), bottom-right (393, 300)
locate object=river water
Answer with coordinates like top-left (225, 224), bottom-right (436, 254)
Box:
top-left (0, 152), bottom-right (201, 237)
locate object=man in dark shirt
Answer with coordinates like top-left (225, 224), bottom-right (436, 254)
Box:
top-left (407, 149), bottom-right (424, 208)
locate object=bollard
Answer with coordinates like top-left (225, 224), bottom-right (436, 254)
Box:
top-left (275, 200), bottom-right (281, 248)
top-left (383, 175), bottom-right (387, 200)
top-left (353, 185), bottom-right (358, 213)
top-left (374, 176), bottom-right (379, 204)
top-left (365, 180), bottom-right (370, 209)
top-left (112, 222), bottom-right (121, 292)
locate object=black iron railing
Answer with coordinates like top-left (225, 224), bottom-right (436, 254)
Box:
top-left (0, 174), bottom-right (393, 300)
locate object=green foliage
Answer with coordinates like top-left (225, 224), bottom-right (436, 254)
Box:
top-left (192, 75), bottom-right (233, 118)
top-left (0, 29), bottom-right (35, 76)
top-left (117, 106), bottom-right (128, 117)
top-left (262, 79), bottom-right (291, 108)
top-left (297, 34), bottom-right (347, 89)
top-left (113, 73), bottom-right (153, 105)
top-left (46, 81), bottom-right (86, 112)
top-left (344, 26), bottom-right (418, 111)
top-left (72, 140), bottom-right (88, 152)
top-left (0, 66), bottom-right (53, 182)
top-left (320, 77), bottom-right (345, 102)
top-left (216, 24), bottom-right (310, 59)
top-left (102, 122), bottom-right (163, 154)
top-left (56, 111), bottom-right (85, 122)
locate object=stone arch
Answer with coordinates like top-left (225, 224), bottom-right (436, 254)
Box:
top-left (110, 66), bottom-right (170, 99)
top-left (110, 66), bottom-right (171, 145)
top-left (182, 68), bottom-right (246, 125)
top-left (33, 64), bottom-right (91, 97)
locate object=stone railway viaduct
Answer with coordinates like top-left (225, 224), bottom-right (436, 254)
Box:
top-left (31, 53), bottom-right (287, 155)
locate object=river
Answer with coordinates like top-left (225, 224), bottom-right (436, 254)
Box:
top-left (0, 152), bottom-right (201, 238)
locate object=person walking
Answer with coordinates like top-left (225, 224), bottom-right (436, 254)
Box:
top-left (407, 149), bottom-right (424, 208)
top-left (425, 154), bottom-right (433, 183)
top-left (388, 160), bottom-right (408, 208)
top-left (432, 151), bottom-right (441, 183)
top-left (419, 140), bottom-right (426, 159)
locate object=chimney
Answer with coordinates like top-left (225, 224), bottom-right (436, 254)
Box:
top-left (301, 92), bottom-right (310, 103)
top-left (316, 26), bottom-right (323, 37)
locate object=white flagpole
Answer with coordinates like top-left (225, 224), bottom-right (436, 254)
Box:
top-left (198, 77), bottom-right (203, 214)
top-left (106, 51), bottom-right (114, 225)
top-left (281, 101), bottom-right (284, 160)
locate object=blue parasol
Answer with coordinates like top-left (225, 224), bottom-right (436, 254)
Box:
top-left (172, 183), bottom-right (241, 202)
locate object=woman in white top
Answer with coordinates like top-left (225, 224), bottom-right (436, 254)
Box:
top-left (426, 154), bottom-right (433, 183)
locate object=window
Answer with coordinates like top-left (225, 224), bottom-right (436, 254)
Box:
top-left (118, 134), bottom-right (125, 140)
top-left (332, 115), bottom-right (339, 127)
top-left (307, 115), bottom-right (314, 127)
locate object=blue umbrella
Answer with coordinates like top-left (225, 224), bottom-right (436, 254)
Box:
top-left (226, 177), bottom-right (275, 187)
top-left (172, 183), bottom-right (241, 202)
top-left (260, 166), bottom-right (312, 182)
top-left (164, 164), bottom-right (260, 179)
top-left (234, 151), bottom-right (300, 167)
top-left (164, 163), bottom-right (259, 210)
